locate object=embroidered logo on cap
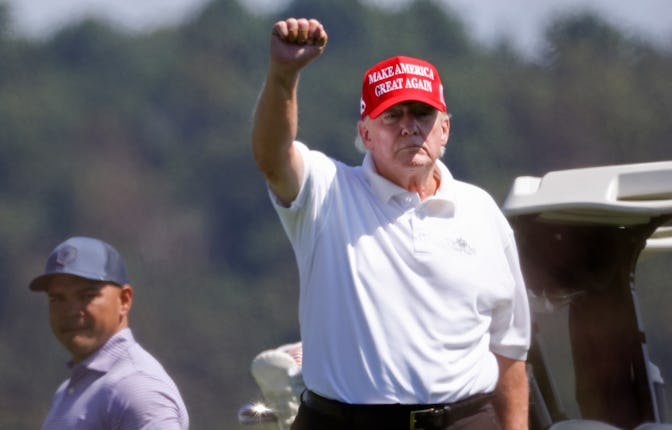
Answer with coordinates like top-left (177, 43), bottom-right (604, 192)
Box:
top-left (56, 245), bottom-right (78, 267)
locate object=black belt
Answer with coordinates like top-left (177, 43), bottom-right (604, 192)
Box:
top-left (301, 390), bottom-right (495, 429)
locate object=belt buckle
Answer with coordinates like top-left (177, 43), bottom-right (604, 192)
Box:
top-left (410, 406), bottom-right (448, 430)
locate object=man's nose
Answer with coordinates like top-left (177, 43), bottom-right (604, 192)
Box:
top-left (60, 300), bottom-right (87, 316)
top-left (399, 113), bottom-right (419, 136)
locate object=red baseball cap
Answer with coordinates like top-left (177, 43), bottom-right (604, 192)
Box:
top-left (360, 56), bottom-right (446, 120)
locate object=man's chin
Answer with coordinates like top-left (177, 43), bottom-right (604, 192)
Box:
top-left (59, 334), bottom-right (98, 358)
top-left (406, 155), bottom-right (434, 168)
top-left (59, 328), bottom-right (89, 341)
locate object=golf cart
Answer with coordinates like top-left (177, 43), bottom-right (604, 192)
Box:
top-left (504, 160), bottom-right (672, 430)
top-left (239, 160), bottom-right (672, 430)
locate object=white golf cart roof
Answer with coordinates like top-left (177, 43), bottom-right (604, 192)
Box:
top-left (502, 160), bottom-right (672, 255)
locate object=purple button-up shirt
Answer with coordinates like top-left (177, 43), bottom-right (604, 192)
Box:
top-left (42, 328), bottom-right (189, 430)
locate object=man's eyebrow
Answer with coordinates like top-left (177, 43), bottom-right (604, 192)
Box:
top-left (48, 283), bottom-right (98, 296)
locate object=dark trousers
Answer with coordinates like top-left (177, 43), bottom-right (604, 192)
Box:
top-left (290, 391), bottom-right (503, 430)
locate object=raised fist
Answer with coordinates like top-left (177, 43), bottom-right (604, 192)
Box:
top-left (269, 18), bottom-right (328, 72)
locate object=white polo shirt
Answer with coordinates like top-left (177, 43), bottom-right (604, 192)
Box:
top-left (272, 141), bottom-right (530, 405)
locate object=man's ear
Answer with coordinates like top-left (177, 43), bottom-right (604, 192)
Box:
top-left (442, 114), bottom-right (451, 144)
top-left (119, 285), bottom-right (133, 315)
top-left (357, 120), bottom-right (372, 150)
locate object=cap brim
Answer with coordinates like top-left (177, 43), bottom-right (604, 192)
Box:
top-left (367, 94), bottom-right (446, 119)
top-left (28, 272), bottom-right (121, 291)
top-left (29, 274), bottom-right (55, 291)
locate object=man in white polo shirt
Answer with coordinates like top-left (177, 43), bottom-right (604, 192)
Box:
top-left (30, 236), bottom-right (189, 430)
top-left (251, 17), bottom-right (530, 430)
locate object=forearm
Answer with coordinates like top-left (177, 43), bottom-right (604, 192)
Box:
top-left (251, 65), bottom-right (303, 204)
top-left (251, 65), bottom-right (299, 175)
top-left (494, 354), bottom-right (529, 430)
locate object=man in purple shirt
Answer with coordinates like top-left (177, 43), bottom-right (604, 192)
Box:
top-left (30, 236), bottom-right (190, 430)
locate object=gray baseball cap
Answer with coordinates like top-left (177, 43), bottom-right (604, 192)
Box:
top-left (29, 236), bottom-right (129, 291)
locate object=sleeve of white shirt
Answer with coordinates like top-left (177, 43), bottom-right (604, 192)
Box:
top-left (489, 219), bottom-right (531, 361)
top-left (269, 141), bottom-right (337, 245)
top-left (268, 141), bottom-right (312, 213)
